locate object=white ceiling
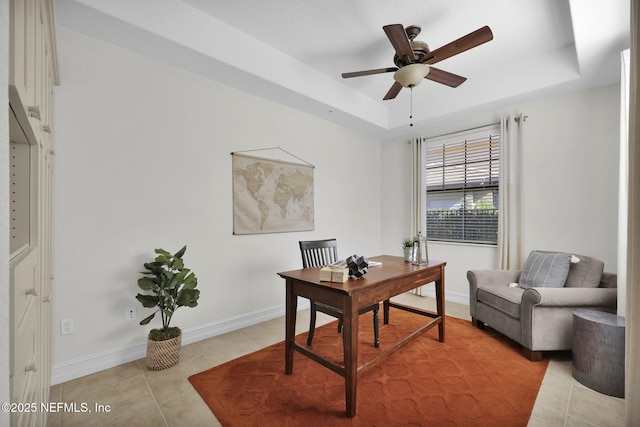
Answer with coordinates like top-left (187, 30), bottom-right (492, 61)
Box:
top-left (56, 0), bottom-right (630, 139)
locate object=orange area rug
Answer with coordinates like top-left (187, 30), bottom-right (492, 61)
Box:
top-left (189, 308), bottom-right (548, 426)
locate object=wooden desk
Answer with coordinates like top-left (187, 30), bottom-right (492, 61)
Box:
top-left (277, 255), bottom-right (446, 418)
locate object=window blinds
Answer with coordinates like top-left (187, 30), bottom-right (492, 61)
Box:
top-left (425, 125), bottom-right (500, 244)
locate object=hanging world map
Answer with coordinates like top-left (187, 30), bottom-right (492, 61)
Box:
top-left (232, 153), bottom-right (314, 234)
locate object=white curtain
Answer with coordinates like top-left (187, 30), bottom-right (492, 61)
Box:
top-left (619, 49), bottom-right (629, 317)
top-left (410, 137), bottom-right (426, 295)
top-left (626, 1), bottom-right (640, 424)
top-left (410, 137), bottom-right (426, 238)
top-left (497, 115), bottom-right (525, 269)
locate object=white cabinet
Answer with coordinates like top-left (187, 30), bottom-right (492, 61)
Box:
top-left (8, 0), bottom-right (59, 426)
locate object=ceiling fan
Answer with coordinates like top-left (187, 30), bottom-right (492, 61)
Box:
top-left (342, 24), bottom-right (493, 100)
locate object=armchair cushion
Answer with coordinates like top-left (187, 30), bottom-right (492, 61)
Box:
top-left (519, 251), bottom-right (572, 288)
top-left (477, 286), bottom-right (524, 319)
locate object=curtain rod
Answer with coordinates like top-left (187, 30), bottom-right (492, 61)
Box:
top-left (415, 115), bottom-right (529, 144)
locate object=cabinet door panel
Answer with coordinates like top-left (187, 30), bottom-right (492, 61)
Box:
top-left (10, 249), bottom-right (40, 427)
top-left (9, 0), bottom-right (37, 108)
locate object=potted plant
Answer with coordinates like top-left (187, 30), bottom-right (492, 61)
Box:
top-left (402, 238), bottom-right (414, 262)
top-left (136, 245), bottom-right (200, 370)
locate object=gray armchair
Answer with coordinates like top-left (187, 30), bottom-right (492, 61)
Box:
top-left (468, 252), bottom-right (617, 361)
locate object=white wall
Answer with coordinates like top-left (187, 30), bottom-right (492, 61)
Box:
top-left (382, 84), bottom-right (620, 304)
top-left (1, 0), bottom-right (12, 422)
top-left (51, 27), bottom-right (381, 382)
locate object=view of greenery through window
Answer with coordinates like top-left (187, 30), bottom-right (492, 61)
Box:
top-left (425, 131), bottom-right (500, 244)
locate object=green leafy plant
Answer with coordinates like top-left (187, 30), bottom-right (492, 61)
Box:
top-left (136, 245), bottom-right (200, 340)
top-left (402, 238), bottom-right (414, 248)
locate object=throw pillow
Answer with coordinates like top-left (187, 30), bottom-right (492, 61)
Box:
top-left (564, 254), bottom-right (604, 288)
top-left (519, 251), bottom-right (572, 288)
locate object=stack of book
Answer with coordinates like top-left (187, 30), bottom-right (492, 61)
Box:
top-left (319, 266), bottom-right (349, 283)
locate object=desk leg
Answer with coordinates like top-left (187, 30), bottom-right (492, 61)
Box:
top-left (383, 299), bottom-right (390, 325)
top-left (285, 280), bottom-right (297, 375)
top-left (436, 268), bottom-right (445, 343)
top-left (343, 298), bottom-right (358, 418)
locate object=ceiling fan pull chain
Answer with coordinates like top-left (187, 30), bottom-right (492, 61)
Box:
top-left (410, 86), bottom-right (414, 127)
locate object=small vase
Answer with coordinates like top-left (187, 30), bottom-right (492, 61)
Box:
top-left (403, 247), bottom-right (414, 262)
top-left (146, 331), bottom-right (182, 370)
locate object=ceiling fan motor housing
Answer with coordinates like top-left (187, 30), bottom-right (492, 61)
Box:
top-left (394, 40), bottom-right (431, 67)
top-left (393, 25), bottom-right (430, 67)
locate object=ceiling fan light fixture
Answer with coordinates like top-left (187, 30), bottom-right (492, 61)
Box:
top-left (393, 63), bottom-right (430, 88)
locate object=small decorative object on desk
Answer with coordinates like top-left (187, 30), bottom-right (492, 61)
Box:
top-left (402, 238), bottom-right (414, 262)
top-left (319, 266), bottom-right (349, 283)
top-left (346, 254), bottom-right (369, 278)
top-left (412, 231), bottom-right (428, 265)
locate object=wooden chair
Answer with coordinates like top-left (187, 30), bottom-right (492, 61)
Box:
top-left (299, 239), bottom-right (380, 348)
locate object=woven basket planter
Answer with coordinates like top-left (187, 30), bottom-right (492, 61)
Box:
top-left (146, 332), bottom-right (182, 370)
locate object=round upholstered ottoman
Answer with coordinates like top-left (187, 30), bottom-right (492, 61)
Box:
top-left (572, 309), bottom-right (625, 397)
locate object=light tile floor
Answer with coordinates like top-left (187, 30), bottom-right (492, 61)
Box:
top-left (47, 293), bottom-right (625, 426)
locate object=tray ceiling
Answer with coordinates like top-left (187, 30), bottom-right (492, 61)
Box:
top-left (56, 0), bottom-right (630, 138)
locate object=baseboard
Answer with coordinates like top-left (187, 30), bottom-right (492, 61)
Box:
top-left (50, 299), bottom-right (311, 385)
top-left (50, 291), bottom-right (468, 386)
top-left (413, 287), bottom-right (469, 306)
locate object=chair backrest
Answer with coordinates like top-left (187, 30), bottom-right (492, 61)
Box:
top-left (299, 239), bottom-right (338, 268)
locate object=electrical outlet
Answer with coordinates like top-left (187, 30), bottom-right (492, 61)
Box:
top-left (61, 318), bottom-right (74, 335)
top-left (125, 307), bottom-right (136, 321)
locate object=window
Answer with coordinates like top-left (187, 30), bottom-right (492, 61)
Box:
top-left (425, 125), bottom-right (500, 244)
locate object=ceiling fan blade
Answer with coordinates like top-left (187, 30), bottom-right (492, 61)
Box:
top-left (425, 26), bottom-right (493, 64)
top-left (425, 67), bottom-right (467, 87)
top-left (342, 67), bottom-right (398, 79)
top-left (383, 81), bottom-right (403, 100)
top-left (383, 24), bottom-right (415, 63)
